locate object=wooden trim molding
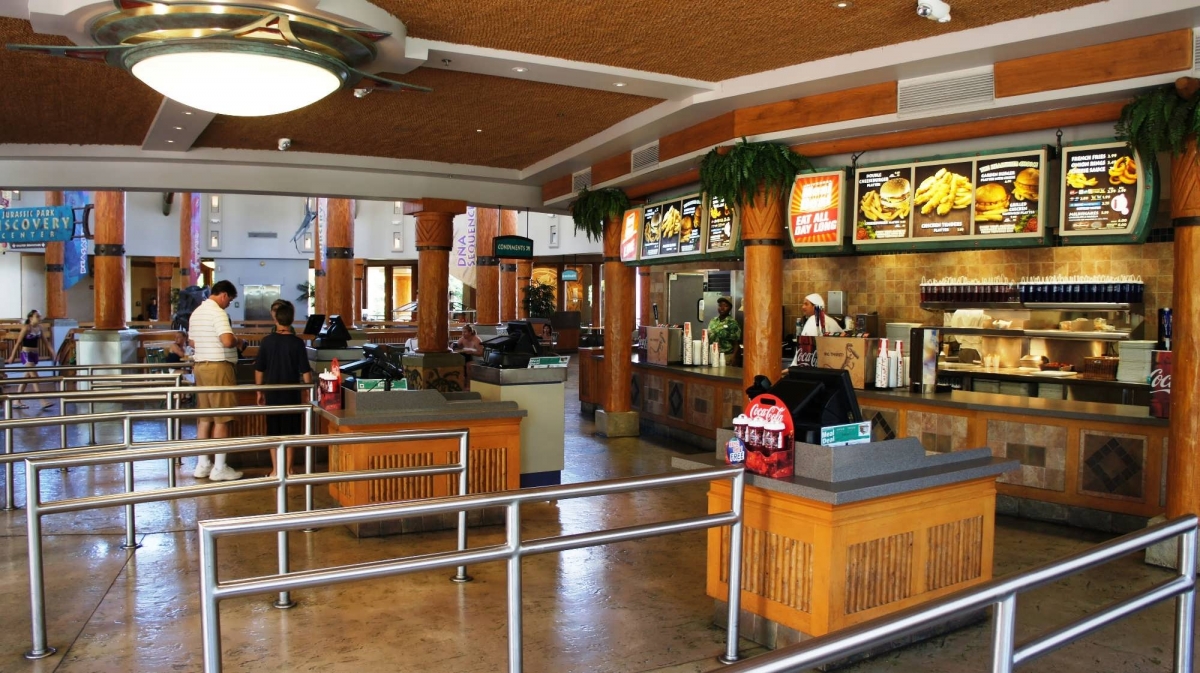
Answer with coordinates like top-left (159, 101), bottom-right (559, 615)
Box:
top-left (592, 150), bottom-right (632, 186)
top-left (659, 112), bottom-right (736, 162)
top-left (542, 174), bottom-right (573, 202)
top-left (734, 81), bottom-right (898, 138)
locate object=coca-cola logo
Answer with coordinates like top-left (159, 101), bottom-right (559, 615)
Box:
top-left (1150, 368), bottom-right (1171, 393)
top-left (794, 352), bottom-right (818, 367)
top-left (747, 404), bottom-right (787, 424)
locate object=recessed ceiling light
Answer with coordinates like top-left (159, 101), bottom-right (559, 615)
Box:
top-left (614, 82), bottom-right (627, 87)
top-left (512, 66), bottom-right (527, 73)
top-left (173, 126), bottom-right (183, 130)
top-left (476, 129), bottom-right (482, 133)
top-left (833, 0), bottom-right (852, 7)
top-left (166, 140), bottom-right (175, 143)
top-left (183, 111), bottom-right (193, 115)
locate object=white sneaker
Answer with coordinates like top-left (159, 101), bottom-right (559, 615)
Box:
top-left (208, 465), bottom-right (243, 482)
top-left (193, 460), bottom-right (213, 479)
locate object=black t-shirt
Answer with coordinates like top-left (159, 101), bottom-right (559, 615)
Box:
top-left (254, 332), bottom-right (312, 405)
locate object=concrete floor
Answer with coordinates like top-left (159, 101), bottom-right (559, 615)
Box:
top-left (0, 366), bottom-right (1192, 673)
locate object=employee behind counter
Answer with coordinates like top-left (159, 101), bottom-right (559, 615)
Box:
top-left (784, 293), bottom-right (844, 374)
top-left (706, 295), bottom-right (742, 360)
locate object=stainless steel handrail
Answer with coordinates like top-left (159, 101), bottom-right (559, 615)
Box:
top-left (196, 465), bottom-right (747, 672)
top-left (0, 362), bottom-right (193, 376)
top-left (721, 514), bottom-right (1197, 673)
top-left (23, 428), bottom-right (471, 660)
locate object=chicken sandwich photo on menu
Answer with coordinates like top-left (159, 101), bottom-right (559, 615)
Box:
top-left (974, 183), bottom-right (1010, 222)
top-left (1012, 167), bottom-right (1040, 201)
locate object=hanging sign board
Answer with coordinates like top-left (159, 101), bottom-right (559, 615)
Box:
top-left (494, 235), bottom-right (534, 258)
top-left (0, 206), bottom-right (75, 243)
top-left (854, 166), bottom-right (913, 243)
top-left (973, 150), bottom-right (1046, 238)
top-left (706, 195), bottom-right (736, 253)
top-left (619, 208), bottom-right (641, 262)
top-left (787, 170), bottom-right (845, 248)
top-left (562, 269), bottom-right (579, 281)
top-left (1059, 141), bottom-right (1145, 238)
top-left (640, 192), bottom-right (705, 260)
top-left (910, 160), bottom-right (974, 240)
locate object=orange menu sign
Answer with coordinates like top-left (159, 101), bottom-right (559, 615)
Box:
top-left (788, 171), bottom-right (843, 247)
top-left (619, 208), bottom-right (640, 262)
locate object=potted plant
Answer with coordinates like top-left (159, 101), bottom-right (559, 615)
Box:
top-left (570, 187), bottom-right (631, 242)
top-left (699, 137), bottom-right (813, 222)
top-left (522, 282), bottom-right (557, 319)
top-left (1115, 76), bottom-right (1200, 220)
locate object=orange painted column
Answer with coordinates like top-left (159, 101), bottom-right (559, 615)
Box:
top-left (475, 207), bottom-right (500, 325)
top-left (43, 191), bottom-right (67, 320)
top-left (740, 189), bottom-right (785, 399)
top-left (179, 193), bottom-right (201, 290)
top-left (353, 259), bottom-right (366, 323)
top-left (408, 199), bottom-right (467, 352)
top-left (154, 257), bottom-right (177, 323)
top-left (499, 209), bottom-right (519, 322)
top-left (1168, 143), bottom-right (1200, 518)
top-left (93, 191), bottom-right (126, 330)
top-left (638, 267), bottom-right (652, 326)
top-left (324, 199), bottom-right (355, 326)
top-left (516, 259), bottom-right (533, 319)
top-left (602, 216), bottom-right (635, 413)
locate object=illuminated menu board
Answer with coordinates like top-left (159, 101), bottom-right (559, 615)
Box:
top-left (619, 208), bottom-right (640, 262)
top-left (974, 151), bottom-right (1045, 238)
top-left (911, 160), bottom-right (974, 239)
top-left (788, 170), bottom-right (844, 248)
top-left (706, 195), bottom-right (735, 253)
top-left (854, 166), bottom-right (912, 243)
top-left (640, 192), bottom-right (706, 259)
top-left (1060, 142), bottom-right (1143, 237)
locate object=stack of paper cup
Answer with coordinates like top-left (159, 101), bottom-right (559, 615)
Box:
top-left (682, 336), bottom-right (693, 364)
top-left (692, 340), bottom-right (703, 365)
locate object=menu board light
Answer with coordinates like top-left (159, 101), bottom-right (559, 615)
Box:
top-left (1060, 142), bottom-right (1144, 238)
top-left (974, 151), bottom-right (1045, 238)
top-left (619, 208), bottom-right (640, 262)
top-left (640, 192), bottom-right (706, 260)
top-left (788, 170), bottom-right (845, 248)
top-left (706, 195), bottom-right (735, 253)
top-left (855, 166), bottom-right (913, 243)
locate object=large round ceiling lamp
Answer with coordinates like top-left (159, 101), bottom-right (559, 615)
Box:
top-left (6, 0), bottom-right (428, 116)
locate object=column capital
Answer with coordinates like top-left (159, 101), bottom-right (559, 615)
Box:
top-left (414, 211), bottom-right (455, 249)
top-left (403, 199), bottom-right (468, 216)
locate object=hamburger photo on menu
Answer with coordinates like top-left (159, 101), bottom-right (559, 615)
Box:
top-left (856, 171), bottom-right (912, 241)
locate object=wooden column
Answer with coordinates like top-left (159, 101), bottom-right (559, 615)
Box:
top-left (638, 267), bottom-right (652, 326)
top-left (475, 207), bottom-right (500, 325)
top-left (516, 259), bottom-right (532, 319)
top-left (407, 199), bottom-right (467, 351)
top-left (1168, 140), bottom-right (1200, 518)
top-left (323, 199), bottom-right (355, 325)
top-left (43, 191), bottom-right (66, 320)
top-left (154, 256), bottom-right (176, 323)
top-left (602, 217), bottom-right (635, 413)
top-left (179, 193), bottom-right (201, 289)
top-left (499, 210), bottom-right (518, 322)
top-left (93, 191), bottom-right (126, 330)
top-left (740, 188), bottom-right (785, 399)
top-left (353, 259), bottom-right (366, 323)
top-left (591, 262), bottom-right (602, 327)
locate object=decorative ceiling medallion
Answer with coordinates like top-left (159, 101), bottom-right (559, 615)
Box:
top-left (6, 0), bottom-right (429, 116)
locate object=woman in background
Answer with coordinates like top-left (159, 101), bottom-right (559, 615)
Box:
top-left (5, 310), bottom-right (55, 409)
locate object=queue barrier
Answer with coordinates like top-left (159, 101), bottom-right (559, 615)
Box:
top-left (196, 465), bottom-right (747, 672)
top-left (23, 428), bottom-right (471, 660)
top-left (0, 362), bottom-right (192, 376)
top-left (722, 515), bottom-right (1197, 673)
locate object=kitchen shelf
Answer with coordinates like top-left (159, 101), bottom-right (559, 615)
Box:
top-left (920, 302), bottom-right (1142, 311)
top-left (938, 327), bottom-right (1131, 341)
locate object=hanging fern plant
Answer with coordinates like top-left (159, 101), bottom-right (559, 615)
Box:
top-left (1115, 77), bottom-right (1200, 158)
top-left (570, 187), bottom-right (631, 242)
top-left (699, 138), bottom-right (814, 209)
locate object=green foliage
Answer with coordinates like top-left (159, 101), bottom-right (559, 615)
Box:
top-left (1116, 83), bottom-right (1200, 157)
top-left (522, 282), bottom-right (556, 319)
top-left (570, 187), bottom-right (631, 242)
top-left (699, 138), bottom-right (814, 209)
top-left (296, 282), bottom-right (314, 302)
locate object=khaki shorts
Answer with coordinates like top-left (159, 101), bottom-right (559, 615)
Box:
top-left (194, 361), bottom-right (237, 424)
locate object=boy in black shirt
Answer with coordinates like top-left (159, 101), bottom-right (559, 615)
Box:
top-left (254, 300), bottom-right (312, 476)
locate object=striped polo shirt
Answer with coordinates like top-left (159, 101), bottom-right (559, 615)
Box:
top-left (189, 298), bottom-right (237, 363)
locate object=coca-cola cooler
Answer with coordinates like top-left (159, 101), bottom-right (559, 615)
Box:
top-left (1150, 350), bottom-right (1171, 419)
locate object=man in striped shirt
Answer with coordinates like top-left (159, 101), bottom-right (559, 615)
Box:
top-left (189, 280), bottom-right (244, 481)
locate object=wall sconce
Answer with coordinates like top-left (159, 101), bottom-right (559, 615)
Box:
top-left (301, 232), bottom-right (314, 252)
top-left (549, 223), bottom-right (560, 249)
top-left (208, 229), bottom-right (221, 251)
top-left (394, 201), bottom-right (403, 214)
top-left (209, 194), bottom-right (220, 214)
top-left (392, 230), bottom-right (404, 252)
top-left (9, 191), bottom-right (19, 201)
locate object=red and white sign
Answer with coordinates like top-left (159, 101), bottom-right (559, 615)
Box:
top-left (788, 171), bottom-right (843, 247)
top-left (620, 208), bottom-right (640, 262)
top-left (743, 394), bottom-right (795, 479)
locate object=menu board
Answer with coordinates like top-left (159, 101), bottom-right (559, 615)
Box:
top-left (855, 166), bottom-right (913, 243)
top-left (706, 195), bottom-right (735, 253)
top-left (1060, 142), bottom-right (1142, 237)
top-left (640, 193), bottom-right (705, 259)
top-left (911, 161), bottom-right (974, 239)
top-left (788, 171), bottom-right (844, 247)
top-left (619, 208), bottom-right (640, 262)
top-left (640, 201), bottom-right (665, 258)
top-left (974, 151), bottom-right (1045, 237)
top-left (678, 195), bottom-right (704, 254)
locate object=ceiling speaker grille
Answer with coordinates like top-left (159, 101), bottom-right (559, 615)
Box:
top-left (632, 141), bottom-right (660, 172)
top-left (898, 67), bottom-right (994, 115)
top-left (247, 232), bottom-right (278, 239)
top-left (572, 169), bottom-right (592, 192)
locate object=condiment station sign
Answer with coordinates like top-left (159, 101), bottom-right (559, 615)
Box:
top-left (494, 235), bottom-right (534, 258)
top-left (0, 206), bottom-right (74, 243)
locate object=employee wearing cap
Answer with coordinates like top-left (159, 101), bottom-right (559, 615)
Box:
top-left (786, 293), bottom-right (844, 369)
top-left (707, 295), bottom-right (742, 357)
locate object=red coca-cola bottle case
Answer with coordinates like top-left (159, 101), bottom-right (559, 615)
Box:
top-left (743, 394), bottom-right (796, 479)
top-left (1150, 350), bottom-right (1172, 419)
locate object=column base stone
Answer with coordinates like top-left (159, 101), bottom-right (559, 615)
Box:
top-left (1145, 514), bottom-right (1199, 569)
top-left (596, 410), bottom-right (639, 437)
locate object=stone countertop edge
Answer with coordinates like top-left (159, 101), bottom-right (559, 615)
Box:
top-left (671, 453), bottom-right (1019, 506)
top-left (631, 359), bottom-right (745, 383)
top-left (315, 403), bottom-right (527, 426)
top-left (856, 389), bottom-right (1166, 426)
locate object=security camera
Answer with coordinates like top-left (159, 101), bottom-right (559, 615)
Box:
top-left (917, 0), bottom-right (951, 22)
top-left (277, 138), bottom-right (292, 151)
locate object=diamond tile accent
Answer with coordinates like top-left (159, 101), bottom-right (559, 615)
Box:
top-left (630, 372), bottom-right (641, 408)
top-left (1080, 432), bottom-right (1145, 501)
top-left (668, 381), bottom-right (684, 419)
top-left (861, 406), bottom-right (897, 442)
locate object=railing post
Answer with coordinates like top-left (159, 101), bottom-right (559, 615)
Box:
top-left (199, 526), bottom-right (222, 673)
top-left (451, 430), bottom-right (472, 583)
top-left (57, 379), bottom-right (67, 450)
top-left (506, 501), bottom-right (523, 672)
top-left (120, 416), bottom-right (141, 550)
top-left (166, 391), bottom-right (177, 489)
top-left (1174, 527), bottom-right (1197, 673)
top-left (3, 397), bottom-right (14, 510)
top-left (274, 444), bottom-right (296, 609)
top-left (991, 594), bottom-right (1017, 673)
top-left (304, 407), bottom-right (314, 515)
top-left (24, 461), bottom-right (55, 659)
top-left (719, 468), bottom-right (745, 665)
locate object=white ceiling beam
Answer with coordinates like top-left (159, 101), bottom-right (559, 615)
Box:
top-left (141, 98), bottom-right (216, 152)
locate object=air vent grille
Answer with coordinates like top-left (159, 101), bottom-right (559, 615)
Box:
top-left (897, 67), bottom-right (994, 115)
top-left (1193, 31), bottom-right (1200, 71)
top-left (632, 141), bottom-right (660, 172)
top-left (706, 271), bottom-right (732, 294)
top-left (247, 232), bottom-right (278, 239)
top-left (572, 169), bottom-right (592, 192)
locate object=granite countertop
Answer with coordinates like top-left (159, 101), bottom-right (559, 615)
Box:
top-left (315, 398), bottom-right (526, 426)
top-left (936, 364), bottom-right (1150, 389)
top-left (858, 388), bottom-right (1166, 426)
top-left (631, 357), bottom-right (745, 383)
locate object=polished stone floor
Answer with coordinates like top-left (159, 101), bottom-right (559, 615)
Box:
top-left (0, 366), bottom-right (1193, 672)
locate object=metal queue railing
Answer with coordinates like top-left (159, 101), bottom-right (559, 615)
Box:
top-left (0, 362), bottom-right (192, 376)
top-left (1, 383), bottom-right (315, 510)
top-left (23, 428), bottom-right (472, 660)
top-left (196, 465), bottom-right (747, 673)
top-left (721, 515), bottom-right (1197, 673)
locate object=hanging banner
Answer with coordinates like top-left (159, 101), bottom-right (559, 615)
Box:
top-left (451, 207), bottom-right (477, 288)
top-left (0, 206), bottom-right (74, 243)
top-left (62, 191), bottom-right (91, 289)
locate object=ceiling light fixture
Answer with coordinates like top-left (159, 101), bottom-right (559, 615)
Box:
top-left (917, 0), bottom-right (951, 22)
top-left (173, 126), bottom-right (183, 130)
top-left (166, 139), bottom-right (175, 143)
top-left (7, 0), bottom-right (432, 117)
top-left (833, 0), bottom-right (852, 6)
top-left (183, 111), bottom-right (193, 115)
top-left (613, 82), bottom-right (627, 87)
top-left (476, 129), bottom-right (482, 133)
top-left (512, 66), bottom-right (527, 73)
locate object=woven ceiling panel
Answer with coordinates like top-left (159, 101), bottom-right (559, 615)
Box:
top-left (372, 0), bottom-right (1106, 80)
top-left (194, 68), bottom-right (661, 169)
top-left (0, 19), bottom-right (162, 145)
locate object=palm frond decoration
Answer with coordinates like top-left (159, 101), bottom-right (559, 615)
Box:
top-left (1116, 78), bottom-right (1200, 157)
top-left (570, 187), bottom-right (631, 242)
top-left (699, 138), bottom-right (814, 209)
